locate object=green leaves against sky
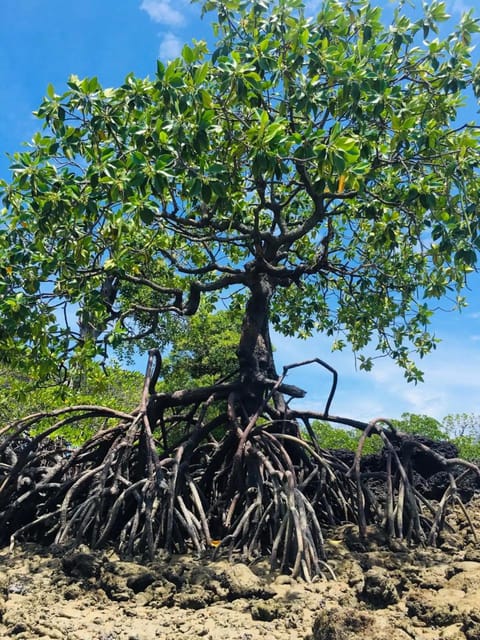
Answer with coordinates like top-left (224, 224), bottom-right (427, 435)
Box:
top-left (1, 0), bottom-right (480, 382)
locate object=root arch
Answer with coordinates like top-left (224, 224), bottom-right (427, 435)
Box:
top-left (0, 352), bottom-right (478, 581)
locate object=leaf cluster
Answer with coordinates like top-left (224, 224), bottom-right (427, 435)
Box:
top-left (0, 0), bottom-right (479, 382)
top-left (0, 363), bottom-right (143, 445)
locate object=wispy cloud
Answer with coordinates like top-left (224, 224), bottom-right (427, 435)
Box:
top-left (140, 0), bottom-right (185, 27)
top-left (158, 32), bottom-right (183, 60)
top-left (448, 0), bottom-right (474, 15)
top-left (272, 326), bottom-right (480, 423)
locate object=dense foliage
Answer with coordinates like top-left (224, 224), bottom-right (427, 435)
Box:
top-left (0, 364), bottom-right (142, 444)
top-left (157, 306), bottom-right (242, 391)
top-left (1, 0), bottom-right (479, 386)
top-left (313, 412), bottom-right (480, 460)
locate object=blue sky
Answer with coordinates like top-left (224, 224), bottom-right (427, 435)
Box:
top-left (1, 0), bottom-right (480, 424)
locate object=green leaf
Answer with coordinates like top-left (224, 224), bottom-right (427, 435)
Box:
top-left (139, 207), bottom-right (155, 224)
top-left (195, 63), bottom-right (210, 84)
top-left (1, 0), bottom-right (478, 388)
top-left (182, 44), bottom-right (195, 64)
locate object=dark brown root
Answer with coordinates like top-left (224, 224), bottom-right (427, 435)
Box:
top-left (0, 355), bottom-right (479, 581)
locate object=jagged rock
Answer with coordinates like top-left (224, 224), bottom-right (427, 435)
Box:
top-left (62, 552), bottom-right (101, 580)
top-left (126, 571), bottom-right (157, 593)
top-left (406, 590), bottom-right (464, 627)
top-left (220, 563), bottom-right (275, 600)
top-left (250, 601), bottom-right (281, 621)
top-left (312, 608), bottom-right (373, 640)
top-left (360, 568), bottom-right (400, 607)
top-left (174, 584), bottom-right (213, 609)
top-left (463, 611), bottom-right (480, 640)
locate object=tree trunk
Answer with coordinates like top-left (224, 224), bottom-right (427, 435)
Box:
top-left (237, 273), bottom-right (277, 408)
top-left (236, 273), bottom-right (305, 466)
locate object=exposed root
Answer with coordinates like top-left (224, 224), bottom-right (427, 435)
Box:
top-left (0, 354), bottom-right (479, 581)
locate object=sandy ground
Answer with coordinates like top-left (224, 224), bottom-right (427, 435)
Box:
top-left (1, 497), bottom-right (480, 640)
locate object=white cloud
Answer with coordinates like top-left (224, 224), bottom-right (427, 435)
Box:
top-left (272, 325), bottom-right (480, 424)
top-left (158, 32), bottom-right (183, 60)
top-left (448, 0), bottom-right (473, 14)
top-left (304, 0), bottom-right (321, 15)
top-left (140, 0), bottom-right (185, 27)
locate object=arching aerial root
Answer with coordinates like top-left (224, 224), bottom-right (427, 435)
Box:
top-left (0, 357), bottom-right (479, 581)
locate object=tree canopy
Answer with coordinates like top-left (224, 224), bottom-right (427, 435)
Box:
top-left (1, 0), bottom-right (479, 385)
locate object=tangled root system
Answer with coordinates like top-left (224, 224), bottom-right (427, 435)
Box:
top-left (1, 353), bottom-right (478, 581)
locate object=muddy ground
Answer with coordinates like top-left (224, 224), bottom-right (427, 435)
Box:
top-left (1, 496), bottom-right (480, 640)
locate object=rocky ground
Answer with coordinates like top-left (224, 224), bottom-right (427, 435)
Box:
top-left (1, 496), bottom-right (480, 640)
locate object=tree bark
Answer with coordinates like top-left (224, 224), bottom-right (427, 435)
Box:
top-left (237, 273), bottom-right (277, 409)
